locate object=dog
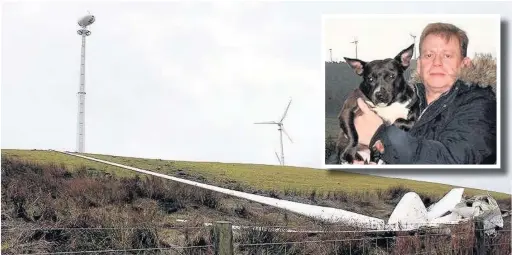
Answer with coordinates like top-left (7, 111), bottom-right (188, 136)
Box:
top-left (335, 43), bottom-right (420, 164)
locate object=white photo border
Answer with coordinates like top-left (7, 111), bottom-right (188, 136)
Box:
top-left (321, 13), bottom-right (501, 169)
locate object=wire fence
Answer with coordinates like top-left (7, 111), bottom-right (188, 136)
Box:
top-left (2, 219), bottom-right (510, 255)
top-left (15, 246), bottom-right (213, 255)
top-left (1, 224), bottom-right (215, 255)
top-left (235, 229), bottom-right (510, 255)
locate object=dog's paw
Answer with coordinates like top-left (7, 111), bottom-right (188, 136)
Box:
top-left (337, 157), bottom-right (351, 165)
top-left (336, 158), bottom-right (349, 165)
top-left (341, 153), bottom-right (354, 164)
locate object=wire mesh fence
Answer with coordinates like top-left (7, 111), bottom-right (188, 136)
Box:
top-left (15, 246), bottom-right (213, 255)
top-left (1, 225), bottom-right (215, 255)
top-left (232, 220), bottom-right (510, 255)
top-left (2, 219), bottom-right (510, 255)
top-left (482, 229), bottom-right (512, 255)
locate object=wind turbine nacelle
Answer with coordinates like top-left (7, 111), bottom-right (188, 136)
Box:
top-left (78, 15), bottom-right (95, 27)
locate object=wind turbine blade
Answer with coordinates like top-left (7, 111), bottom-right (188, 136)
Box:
top-left (282, 127), bottom-right (293, 143)
top-left (280, 99), bottom-right (292, 122)
top-left (254, 121), bottom-right (277, 124)
top-left (275, 151), bottom-right (282, 165)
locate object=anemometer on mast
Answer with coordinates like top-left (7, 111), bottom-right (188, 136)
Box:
top-left (75, 12), bottom-right (95, 153)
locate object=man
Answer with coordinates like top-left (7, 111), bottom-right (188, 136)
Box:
top-left (354, 22), bottom-right (497, 164)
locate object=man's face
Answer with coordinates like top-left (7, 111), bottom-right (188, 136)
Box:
top-left (417, 34), bottom-right (470, 91)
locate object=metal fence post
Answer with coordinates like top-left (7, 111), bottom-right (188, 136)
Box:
top-left (474, 219), bottom-right (485, 255)
top-left (214, 221), bottom-right (233, 255)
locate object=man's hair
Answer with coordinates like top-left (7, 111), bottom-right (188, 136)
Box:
top-left (419, 22), bottom-right (469, 58)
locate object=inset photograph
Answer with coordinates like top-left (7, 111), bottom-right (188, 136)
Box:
top-left (323, 14), bottom-right (500, 168)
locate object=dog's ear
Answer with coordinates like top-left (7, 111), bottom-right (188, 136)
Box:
top-left (394, 43), bottom-right (414, 68)
top-left (344, 57), bottom-right (366, 76)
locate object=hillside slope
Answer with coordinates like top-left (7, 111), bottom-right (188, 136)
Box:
top-left (3, 149), bottom-right (509, 200)
top-left (2, 149), bottom-right (510, 254)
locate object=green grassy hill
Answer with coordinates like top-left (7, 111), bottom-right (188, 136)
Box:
top-left (3, 149), bottom-right (509, 200)
top-left (2, 149), bottom-right (510, 254)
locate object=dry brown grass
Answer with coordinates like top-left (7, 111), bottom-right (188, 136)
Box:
top-left (2, 154), bottom-right (510, 254)
top-left (0, 156), bottom-right (217, 254)
top-left (233, 220), bottom-right (495, 255)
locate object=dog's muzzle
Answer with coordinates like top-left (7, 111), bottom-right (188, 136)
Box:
top-left (375, 91), bottom-right (386, 101)
top-left (372, 89), bottom-right (391, 105)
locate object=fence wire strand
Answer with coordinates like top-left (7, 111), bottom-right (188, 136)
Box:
top-left (16, 245), bottom-right (213, 255)
top-left (3, 219), bottom-right (510, 255)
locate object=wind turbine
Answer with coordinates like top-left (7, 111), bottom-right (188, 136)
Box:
top-left (350, 37), bottom-right (358, 59)
top-left (255, 98), bottom-right (293, 166)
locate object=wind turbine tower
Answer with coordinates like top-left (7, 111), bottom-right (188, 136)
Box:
top-left (410, 33), bottom-right (417, 59)
top-left (350, 37), bottom-right (358, 59)
top-left (76, 13), bottom-right (95, 153)
top-left (254, 98), bottom-right (293, 166)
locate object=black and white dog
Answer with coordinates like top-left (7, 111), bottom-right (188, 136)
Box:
top-left (335, 43), bottom-right (420, 164)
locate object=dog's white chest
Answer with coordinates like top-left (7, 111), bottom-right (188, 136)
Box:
top-left (366, 100), bottom-right (411, 123)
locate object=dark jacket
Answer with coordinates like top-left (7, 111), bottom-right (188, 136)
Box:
top-left (369, 79), bottom-right (497, 164)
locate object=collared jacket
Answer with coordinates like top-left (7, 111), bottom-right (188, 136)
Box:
top-left (370, 79), bottom-right (497, 164)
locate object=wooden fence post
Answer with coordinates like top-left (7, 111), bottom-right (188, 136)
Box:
top-left (214, 221), bottom-right (233, 255)
top-left (474, 219), bottom-right (486, 255)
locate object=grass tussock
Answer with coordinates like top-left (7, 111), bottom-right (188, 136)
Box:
top-left (4, 149), bottom-right (510, 202)
top-left (1, 153), bottom-right (510, 255)
top-left (234, 220), bottom-right (502, 255)
top-left (0, 156), bottom-right (216, 254)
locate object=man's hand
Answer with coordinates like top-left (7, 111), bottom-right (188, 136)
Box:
top-left (354, 98), bottom-right (384, 146)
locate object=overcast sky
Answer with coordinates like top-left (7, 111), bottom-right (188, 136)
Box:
top-left (324, 14), bottom-right (499, 62)
top-left (2, 1), bottom-right (511, 194)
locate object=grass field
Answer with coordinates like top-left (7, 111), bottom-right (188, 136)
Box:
top-left (2, 149), bottom-right (510, 254)
top-left (3, 149), bottom-right (510, 200)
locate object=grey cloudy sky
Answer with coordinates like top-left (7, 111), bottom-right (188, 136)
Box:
top-left (2, 1), bottom-right (511, 194)
top-left (324, 14), bottom-right (499, 61)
